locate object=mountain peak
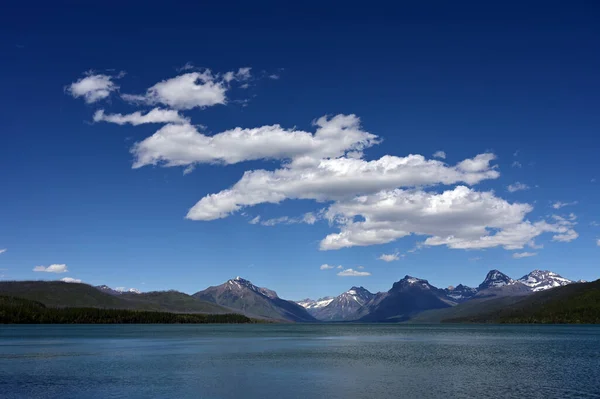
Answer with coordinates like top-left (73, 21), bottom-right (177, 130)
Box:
top-left (347, 286), bottom-right (370, 294)
top-left (226, 277), bottom-right (278, 298)
top-left (391, 275), bottom-right (434, 292)
top-left (478, 269), bottom-right (514, 290)
top-left (518, 270), bottom-right (573, 292)
top-left (403, 275), bottom-right (426, 284)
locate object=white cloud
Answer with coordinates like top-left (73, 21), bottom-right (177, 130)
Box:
top-left (357, 266), bottom-right (364, 269)
top-left (552, 201), bottom-right (578, 209)
top-left (512, 252), bottom-right (537, 259)
top-left (507, 182), bottom-right (530, 192)
top-left (66, 71), bottom-right (122, 103)
top-left (249, 216), bottom-right (261, 224)
top-left (337, 268), bottom-right (371, 277)
top-left (0, 249), bottom-right (5, 255)
top-left (337, 265), bottom-right (343, 269)
top-left (122, 70), bottom-right (228, 110)
top-left (261, 216), bottom-right (290, 226)
top-left (320, 264), bottom-right (336, 270)
top-left (60, 277), bottom-right (82, 283)
top-left (528, 240), bottom-right (544, 249)
top-left (177, 62), bottom-right (195, 72)
top-left (469, 257), bottom-right (482, 262)
top-left (378, 252), bottom-right (400, 262)
top-left (552, 229), bottom-right (579, 242)
top-left (319, 186), bottom-right (578, 251)
top-left (33, 264), bottom-right (68, 273)
top-left (132, 114), bottom-right (378, 169)
top-left (597, 239), bottom-right (600, 246)
top-left (268, 74), bottom-right (280, 80)
top-left (185, 151), bottom-right (499, 221)
top-left (93, 108), bottom-right (189, 125)
top-left (223, 67), bottom-right (252, 83)
top-left (182, 165), bottom-right (195, 175)
top-left (259, 212), bottom-right (320, 227)
top-left (432, 151), bottom-right (446, 159)
top-left (512, 161), bottom-right (522, 168)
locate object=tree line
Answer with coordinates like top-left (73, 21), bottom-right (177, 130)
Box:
top-left (0, 296), bottom-right (257, 324)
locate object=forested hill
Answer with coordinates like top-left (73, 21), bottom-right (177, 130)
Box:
top-left (0, 296), bottom-right (257, 324)
top-left (445, 279), bottom-right (600, 324)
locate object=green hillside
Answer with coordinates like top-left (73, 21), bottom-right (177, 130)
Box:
top-left (445, 279), bottom-right (600, 324)
top-left (408, 295), bottom-right (528, 323)
top-left (0, 296), bottom-right (254, 324)
top-left (0, 281), bottom-right (231, 314)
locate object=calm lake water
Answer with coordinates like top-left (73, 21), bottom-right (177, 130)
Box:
top-left (0, 324), bottom-right (599, 398)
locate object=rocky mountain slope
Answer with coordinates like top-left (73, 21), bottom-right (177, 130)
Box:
top-left (193, 277), bottom-right (316, 322)
top-left (303, 287), bottom-right (375, 321)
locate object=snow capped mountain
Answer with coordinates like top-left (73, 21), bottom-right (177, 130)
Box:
top-left (478, 270), bottom-right (515, 290)
top-left (309, 287), bottom-right (375, 321)
top-left (226, 276), bottom-right (280, 299)
top-left (297, 297), bottom-right (334, 309)
top-left (517, 270), bottom-right (573, 292)
top-left (360, 276), bottom-right (452, 322)
top-left (115, 287), bottom-right (141, 294)
top-left (392, 275), bottom-right (439, 292)
top-left (444, 284), bottom-right (478, 302)
top-left (96, 285), bottom-right (141, 295)
top-left (193, 276), bottom-right (316, 322)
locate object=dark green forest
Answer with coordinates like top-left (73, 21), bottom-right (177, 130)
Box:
top-left (445, 279), bottom-right (600, 324)
top-left (0, 296), bottom-right (255, 324)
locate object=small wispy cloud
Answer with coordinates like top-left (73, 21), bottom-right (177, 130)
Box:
top-left (511, 161), bottom-right (522, 168)
top-left (468, 256), bottom-right (482, 262)
top-left (0, 249), bottom-right (6, 255)
top-left (552, 201), bottom-right (578, 209)
top-left (507, 182), bottom-right (530, 193)
top-left (268, 74), bottom-right (280, 80)
top-left (432, 151), bottom-right (446, 159)
top-left (378, 252), bottom-right (400, 262)
top-left (336, 265), bottom-right (343, 269)
top-left (320, 264), bottom-right (336, 270)
top-left (34, 264), bottom-right (68, 273)
top-left (259, 212), bottom-right (320, 226)
top-left (597, 239), bottom-right (600, 247)
top-left (65, 71), bottom-right (123, 104)
top-left (528, 240), bottom-right (544, 250)
top-left (512, 252), bottom-right (537, 259)
top-left (337, 268), bottom-right (371, 277)
top-left (249, 215), bottom-right (261, 225)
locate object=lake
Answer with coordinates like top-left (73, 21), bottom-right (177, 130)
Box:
top-left (0, 324), bottom-right (599, 398)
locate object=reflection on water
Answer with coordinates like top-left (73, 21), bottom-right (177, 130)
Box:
top-left (1, 324), bottom-right (599, 399)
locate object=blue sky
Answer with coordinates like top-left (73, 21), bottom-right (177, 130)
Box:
top-left (1, 1), bottom-right (599, 299)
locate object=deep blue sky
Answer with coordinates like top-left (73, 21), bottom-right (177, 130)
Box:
top-left (1, 1), bottom-right (599, 299)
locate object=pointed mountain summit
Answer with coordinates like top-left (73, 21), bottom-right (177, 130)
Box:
top-left (444, 284), bottom-right (478, 302)
top-left (309, 286), bottom-right (375, 321)
top-left (193, 277), bottom-right (316, 322)
top-left (359, 276), bottom-right (452, 322)
top-left (478, 270), bottom-right (514, 290)
top-left (517, 270), bottom-right (573, 292)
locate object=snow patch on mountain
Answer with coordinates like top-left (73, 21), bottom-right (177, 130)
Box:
top-left (297, 297), bottom-right (334, 309)
top-left (517, 270), bottom-right (573, 292)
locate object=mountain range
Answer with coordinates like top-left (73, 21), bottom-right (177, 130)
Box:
top-left (0, 269), bottom-right (589, 323)
top-left (297, 269), bottom-right (577, 322)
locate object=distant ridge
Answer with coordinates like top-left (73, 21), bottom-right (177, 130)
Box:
top-left (193, 277), bottom-right (316, 322)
